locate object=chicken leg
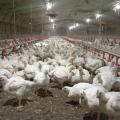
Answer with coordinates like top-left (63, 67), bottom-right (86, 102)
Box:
top-left (97, 112), bottom-right (100, 120)
top-left (16, 96), bottom-right (24, 112)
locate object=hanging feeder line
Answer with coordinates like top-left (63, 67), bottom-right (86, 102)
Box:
top-left (64, 36), bottom-right (120, 67)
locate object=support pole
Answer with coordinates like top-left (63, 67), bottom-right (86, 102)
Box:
top-left (30, 4), bottom-right (33, 35)
top-left (13, 0), bottom-right (16, 38)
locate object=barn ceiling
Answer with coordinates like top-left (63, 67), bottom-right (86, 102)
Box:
top-left (0, 0), bottom-right (119, 32)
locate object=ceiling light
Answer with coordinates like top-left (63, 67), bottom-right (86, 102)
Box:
top-left (52, 23), bottom-right (56, 29)
top-left (75, 23), bottom-right (79, 27)
top-left (49, 17), bottom-right (55, 23)
top-left (50, 18), bottom-right (55, 23)
top-left (46, 1), bottom-right (53, 10)
top-left (69, 26), bottom-right (74, 30)
top-left (86, 18), bottom-right (91, 23)
top-left (68, 23), bottom-right (80, 30)
top-left (68, 27), bottom-right (72, 30)
top-left (113, 0), bottom-right (120, 15)
top-left (95, 13), bottom-right (102, 19)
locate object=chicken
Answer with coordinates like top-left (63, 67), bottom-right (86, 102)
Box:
top-left (0, 69), bottom-right (12, 78)
top-left (73, 56), bottom-right (85, 67)
top-left (93, 72), bottom-right (117, 91)
top-left (80, 67), bottom-right (91, 83)
top-left (62, 83), bottom-right (92, 102)
top-left (70, 68), bottom-right (82, 84)
top-left (57, 57), bottom-right (75, 67)
top-left (95, 66), bottom-right (117, 75)
top-left (112, 77), bottom-right (120, 91)
top-left (50, 65), bottom-right (75, 88)
top-left (70, 66), bottom-right (91, 84)
top-left (0, 60), bottom-right (14, 74)
top-left (12, 70), bottom-right (25, 78)
top-left (24, 63), bottom-right (40, 80)
top-left (79, 85), bottom-right (108, 120)
top-left (85, 57), bottom-right (104, 72)
top-left (34, 71), bottom-right (50, 94)
top-left (39, 62), bottom-right (54, 74)
top-left (97, 91), bottom-right (120, 120)
top-left (0, 76), bottom-right (35, 111)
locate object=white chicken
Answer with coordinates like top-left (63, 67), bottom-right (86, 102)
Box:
top-left (112, 77), bottom-right (120, 91)
top-left (73, 56), bottom-right (85, 67)
top-left (97, 91), bottom-right (120, 120)
top-left (95, 66), bottom-right (117, 75)
top-left (39, 62), bottom-right (54, 74)
top-left (79, 84), bottom-right (107, 109)
top-left (0, 60), bottom-right (14, 74)
top-left (70, 66), bottom-right (91, 84)
top-left (93, 72), bottom-right (117, 91)
top-left (85, 57), bottom-right (104, 72)
top-left (62, 83), bottom-right (92, 102)
top-left (81, 67), bottom-right (91, 83)
top-left (12, 60), bottom-right (26, 72)
top-left (34, 71), bottom-right (50, 93)
top-left (57, 56), bottom-right (75, 66)
top-left (70, 68), bottom-right (81, 84)
top-left (12, 70), bottom-right (25, 78)
top-left (50, 65), bottom-right (75, 88)
top-left (24, 63), bottom-right (40, 80)
top-left (0, 76), bottom-right (35, 111)
top-left (79, 85), bottom-right (108, 120)
top-left (0, 69), bottom-right (12, 78)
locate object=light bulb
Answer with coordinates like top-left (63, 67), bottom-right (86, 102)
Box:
top-left (113, 0), bottom-right (120, 15)
top-left (95, 13), bottom-right (102, 19)
top-left (46, 2), bottom-right (52, 10)
top-left (86, 18), bottom-right (91, 23)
